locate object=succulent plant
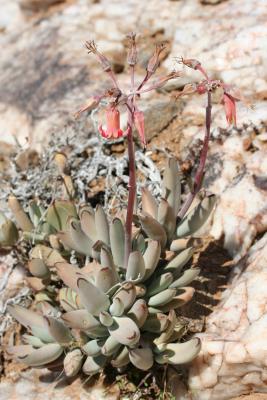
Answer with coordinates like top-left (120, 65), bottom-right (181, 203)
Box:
top-left (0, 211), bottom-right (19, 248)
top-left (7, 157), bottom-right (215, 375)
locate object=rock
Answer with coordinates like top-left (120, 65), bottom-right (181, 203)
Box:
top-left (164, 0), bottom-right (267, 97)
top-left (19, 0), bottom-right (66, 12)
top-left (200, 0), bottom-right (227, 4)
top-left (0, 1), bottom-right (25, 33)
top-left (188, 233), bottom-right (267, 399)
top-left (207, 123), bottom-right (267, 259)
top-left (0, 369), bottom-right (119, 400)
top-left (140, 97), bottom-right (181, 142)
top-left (0, 0), bottom-right (265, 151)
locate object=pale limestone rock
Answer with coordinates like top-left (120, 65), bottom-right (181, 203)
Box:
top-left (0, 369), bottom-right (119, 400)
top-left (165, 0), bottom-right (267, 97)
top-left (189, 233), bottom-right (267, 399)
top-left (0, 0), bottom-right (265, 151)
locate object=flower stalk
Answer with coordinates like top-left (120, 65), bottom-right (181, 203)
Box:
top-left (178, 90), bottom-right (212, 220)
top-left (124, 105), bottom-right (136, 266)
top-left (76, 36), bottom-right (241, 267)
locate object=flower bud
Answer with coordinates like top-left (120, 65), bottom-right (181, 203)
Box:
top-left (222, 93), bottom-right (236, 126)
top-left (134, 110), bottom-right (146, 147)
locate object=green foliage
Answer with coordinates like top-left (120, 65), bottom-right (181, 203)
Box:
top-left (6, 158), bottom-right (215, 377)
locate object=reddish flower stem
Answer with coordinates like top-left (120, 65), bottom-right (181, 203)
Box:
top-left (177, 90), bottom-right (212, 220)
top-left (124, 103), bottom-right (136, 267)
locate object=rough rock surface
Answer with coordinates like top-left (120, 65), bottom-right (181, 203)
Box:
top-left (0, 0), bottom-right (267, 399)
top-left (0, 369), bottom-right (119, 400)
top-left (188, 122), bottom-right (267, 259)
top-left (189, 233), bottom-right (267, 399)
top-left (0, 0), bottom-right (266, 149)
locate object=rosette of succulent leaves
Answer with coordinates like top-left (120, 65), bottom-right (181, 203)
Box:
top-left (3, 156), bottom-right (216, 376)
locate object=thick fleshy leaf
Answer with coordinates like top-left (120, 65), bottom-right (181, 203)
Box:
top-left (139, 214), bottom-right (167, 248)
top-left (162, 158), bottom-right (181, 216)
top-left (111, 346), bottom-right (129, 368)
top-left (148, 288), bottom-right (176, 307)
top-left (146, 272), bottom-right (173, 297)
top-left (132, 232), bottom-right (146, 254)
top-left (126, 251), bottom-right (146, 282)
top-left (62, 310), bottom-right (100, 330)
top-left (7, 305), bottom-right (54, 343)
top-left (28, 200), bottom-right (42, 227)
top-left (0, 215), bottom-right (19, 247)
top-left (22, 335), bottom-right (45, 347)
top-left (154, 310), bottom-right (177, 345)
top-left (79, 206), bottom-right (97, 242)
top-left (59, 288), bottom-right (81, 312)
top-left (110, 218), bottom-right (125, 268)
top-left (127, 299), bottom-right (148, 328)
top-left (141, 187), bottom-right (158, 219)
top-left (30, 245), bottom-right (65, 266)
top-left (95, 205), bottom-right (110, 245)
top-left (96, 267), bottom-right (117, 293)
top-left (155, 338), bottom-right (201, 365)
top-left (8, 195), bottom-right (33, 232)
top-left (82, 340), bottom-right (103, 356)
top-left (163, 247), bottom-right (194, 278)
top-left (170, 238), bottom-right (191, 252)
top-left (68, 218), bottom-right (93, 256)
top-left (176, 195), bottom-right (216, 237)
top-left (99, 311), bottom-right (113, 327)
top-left (62, 310), bottom-right (107, 337)
top-left (45, 317), bottom-right (73, 345)
top-left (17, 343), bottom-right (63, 367)
top-left (64, 349), bottom-right (83, 377)
top-left (26, 277), bottom-right (45, 291)
top-left (143, 240), bottom-right (161, 280)
top-left (157, 198), bottom-right (176, 242)
top-left (129, 348), bottom-right (153, 371)
top-left (6, 345), bottom-right (35, 358)
top-left (77, 278), bottom-right (110, 316)
top-left (100, 246), bottom-right (119, 283)
top-left (170, 268), bottom-right (200, 288)
top-left (101, 336), bottom-right (121, 356)
top-left (47, 200), bottom-right (77, 231)
top-left (143, 313), bottom-right (169, 333)
top-left (109, 316), bottom-right (140, 346)
top-left (38, 301), bottom-right (59, 318)
top-left (28, 259), bottom-right (50, 279)
top-left (83, 354), bottom-right (106, 375)
top-left (109, 298), bottom-right (124, 317)
top-left (156, 287), bottom-right (195, 312)
top-left (56, 262), bottom-right (80, 291)
top-left (112, 283), bottom-right (136, 311)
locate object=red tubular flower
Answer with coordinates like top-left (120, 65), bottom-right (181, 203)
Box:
top-left (134, 110), bottom-right (146, 147)
top-left (222, 92), bottom-right (237, 126)
top-left (98, 106), bottom-right (124, 139)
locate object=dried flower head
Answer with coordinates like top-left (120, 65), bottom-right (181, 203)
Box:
top-left (146, 43), bottom-right (166, 74)
top-left (127, 32), bottom-right (137, 66)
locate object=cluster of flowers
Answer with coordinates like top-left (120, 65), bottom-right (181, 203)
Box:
top-left (75, 34), bottom-right (242, 144)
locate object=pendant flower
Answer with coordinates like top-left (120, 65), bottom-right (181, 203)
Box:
top-left (98, 106), bottom-right (125, 139)
top-left (222, 92), bottom-right (236, 126)
top-left (134, 109), bottom-right (146, 148)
